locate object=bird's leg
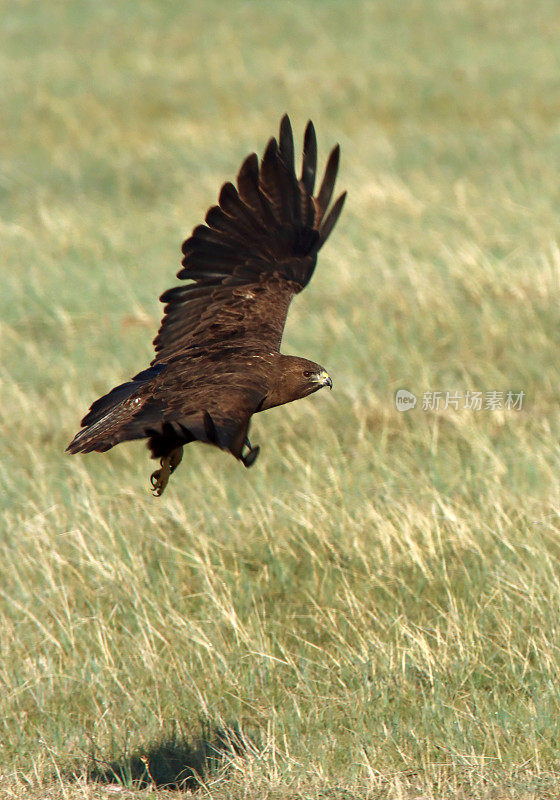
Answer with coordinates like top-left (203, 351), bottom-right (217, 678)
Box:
top-left (168, 446), bottom-right (183, 472)
top-left (150, 446), bottom-right (183, 497)
top-left (241, 437), bottom-right (260, 468)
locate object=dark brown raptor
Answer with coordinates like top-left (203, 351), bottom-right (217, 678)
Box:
top-left (67, 115), bottom-right (346, 495)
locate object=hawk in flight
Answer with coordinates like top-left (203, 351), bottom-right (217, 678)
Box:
top-left (67, 116), bottom-right (346, 495)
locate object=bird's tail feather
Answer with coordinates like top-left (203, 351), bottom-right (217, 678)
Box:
top-left (66, 408), bottom-right (125, 454)
top-left (66, 365), bottom-right (166, 454)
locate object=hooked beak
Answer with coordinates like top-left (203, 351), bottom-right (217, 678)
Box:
top-left (318, 370), bottom-right (333, 390)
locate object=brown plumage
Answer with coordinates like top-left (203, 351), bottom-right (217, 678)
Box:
top-left (67, 115), bottom-right (346, 495)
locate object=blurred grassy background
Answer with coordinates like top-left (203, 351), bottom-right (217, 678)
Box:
top-left (2, 0), bottom-right (560, 797)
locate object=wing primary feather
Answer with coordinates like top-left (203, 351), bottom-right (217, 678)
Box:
top-left (182, 224), bottom-right (235, 252)
top-left (301, 120), bottom-right (317, 195)
top-left (237, 153), bottom-right (278, 226)
top-left (319, 191), bottom-right (347, 245)
top-left (278, 116), bottom-right (303, 228)
top-left (279, 114), bottom-right (295, 173)
top-left (184, 246), bottom-right (253, 267)
top-left (237, 153), bottom-right (261, 208)
top-left (259, 137), bottom-right (283, 212)
top-left (218, 181), bottom-right (270, 238)
top-left (236, 153), bottom-right (259, 205)
top-left (218, 182), bottom-right (241, 211)
top-left (160, 280), bottom-right (224, 303)
top-left (261, 125), bottom-right (300, 228)
top-left (203, 205), bottom-right (263, 244)
top-left (315, 144), bottom-right (340, 225)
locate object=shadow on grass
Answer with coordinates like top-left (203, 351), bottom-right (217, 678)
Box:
top-left (85, 721), bottom-right (251, 792)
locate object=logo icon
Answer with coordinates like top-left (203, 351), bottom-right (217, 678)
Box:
top-left (395, 389), bottom-right (417, 411)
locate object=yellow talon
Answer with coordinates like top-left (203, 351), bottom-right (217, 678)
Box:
top-left (149, 447), bottom-right (183, 497)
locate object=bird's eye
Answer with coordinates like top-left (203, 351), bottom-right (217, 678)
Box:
top-left (303, 370), bottom-right (313, 378)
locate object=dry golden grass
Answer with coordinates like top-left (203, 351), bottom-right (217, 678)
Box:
top-left (2, 0), bottom-right (560, 797)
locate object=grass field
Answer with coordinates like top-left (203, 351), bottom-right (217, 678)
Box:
top-left (2, 0), bottom-right (560, 797)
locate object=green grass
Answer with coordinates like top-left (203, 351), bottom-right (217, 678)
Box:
top-left (2, 0), bottom-right (560, 797)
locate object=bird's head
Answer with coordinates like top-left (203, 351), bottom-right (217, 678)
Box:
top-left (279, 356), bottom-right (333, 402)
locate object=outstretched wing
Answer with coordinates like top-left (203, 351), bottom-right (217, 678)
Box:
top-left (152, 115), bottom-right (346, 364)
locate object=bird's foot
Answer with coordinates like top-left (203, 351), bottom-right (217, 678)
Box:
top-left (150, 446), bottom-right (183, 496)
top-left (241, 438), bottom-right (260, 468)
top-left (150, 462), bottom-right (170, 497)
